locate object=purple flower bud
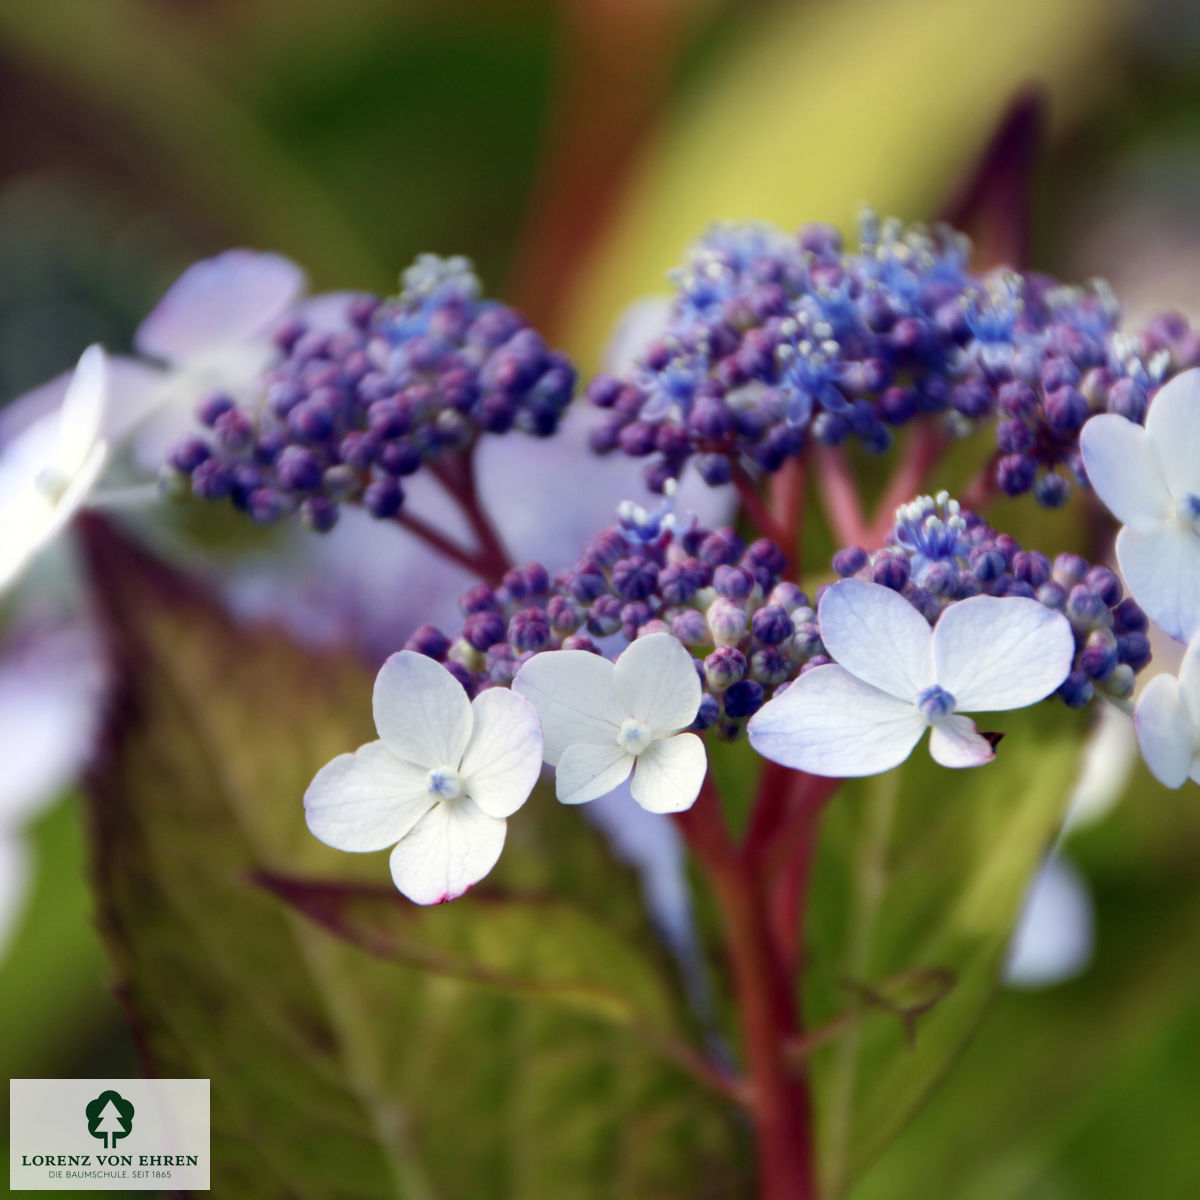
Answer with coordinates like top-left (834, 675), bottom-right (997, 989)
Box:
top-left (691, 693), bottom-right (721, 731)
top-left (463, 610), bottom-right (506, 651)
top-left (707, 599), bottom-right (747, 646)
top-left (697, 454), bottom-right (734, 486)
top-left (1117, 630), bottom-right (1152, 671)
top-left (1034, 473), bottom-right (1070, 508)
top-left (1084, 565), bottom-right (1122, 606)
top-left (751, 604), bottom-right (793, 645)
top-left (1040, 357), bottom-right (1080, 392)
top-left (714, 564), bottom-right (755, 600)
top-left (1080, 628), bottom-right (1119, 681)
top-left (197, 391), bottom-right (236, 427)
top-left (569, 563), bottom-right (606, 603)
top-left (562, 634), bottom-right (600, 653)
top-left (443, 661), bottom-right (474, 693)
top-left (769, 582), bottom-right (809, 612)
top-left (169, 437), bottom-right (211, 474)
top-left (998, 381), bottom-right (1037, 419)
top-left (405, 624), bottom-right (451, 660)
top-left (1012, 550), bottom-right (1051, 588)
top-left (699, 529), bottom-right (744, 566)
top-left (620, 601), bottom-right (654, 640)
top-left (1036, 580), bottom-right (1066, 609)
top-left (750, 646), bottom-right (791, 686)
top-left (997, 418), bottom-right (1035, 454)
top-left (833, 546), bottom-right (868, 577)
top-left (363, 477), bottom-right (404, 518)
top-left (1053, 553), bottom-right (1089, 588)
top-left (952, 379), bottom-right (993, 418)
top-left (705, 646), bottom-right (746, 690)
top-left (546, 595), bottom-right (583, 634)
top-left (277, 445), bottom-right (322, 491)
top-left (380, 441), bottom-right (423, 476)
top-left (723, 679), bottom-right (764, 719)
top-left (509, 608), bottom-right (551, 653)
top-left (1058, 669), bottom-right (1094, 709)
top-left (192, 459), bottom-right (234, 500)
top-left (1044, 386), bottom-right (1088, 433)
top-left (996, 454), bottom-right (1036, 496)
top-left (1107, 377), bottom-right (1147, 423)
top-left (790, 622), bottom-right (824, 660)
top-left (587, 594), bottom-right (623, 637)
top-left (873, 553), bottom-right (910, 590)
top-left (612, 557), bottom-right (659, 601)
top-left (300, 496), bottom-right (339, 532)
top-left (1065, 585), bottom-right (1109, 629)
top-left (1113, 598), bottom-right (1148, 633)
top-left (879, 385), bottom-right (918, 425)
top-left (459, 584), bottom-right (500, 615)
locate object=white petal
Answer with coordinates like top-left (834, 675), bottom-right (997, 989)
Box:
top-left (389, 798), bottom-right (506, 904)
top-left (304, 741), bottom-right (436, 852)
top-left (932, 595), bottom-right (1074, 712)
top-left (1176, 632), bottom-right (1200, 730)
top-left (747, 664), bottom-right (926, 777)
top-left (459, 688), bottom-right (543, 819)
top-left (555, 740), bottom-right (634, 805)
top-left (928, 714), bottom-right (996, 768)
top-left (372, 651), bottom-right (473, 770)
top-left (1145, 368), bottom-right (1200, 501)
top-left (1005, 855), bottom-right (1094, 989)
top-left (614, 633), bottom-right (701, 734)
top-left (1134, 674), bottom-right (1196, 789)
top-left (135, 250), bottom-right (306, 365)
top-left (56, 345), bottom-right (107, 472)
top-left (1116, 523), bottom-right (1200, 643)
top-left (817, 579), bottom-right (934, 701)
top-left (102, 357), bottom-right (173, 444)
top-left (1079, 414), bottom-right (1171, 532)
top-left (629, 733), bottom-right (707, 813)
top-left (512, 650), bottom-right (622, 765)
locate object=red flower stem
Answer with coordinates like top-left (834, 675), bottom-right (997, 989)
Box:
top-left (769, 455), bottom-right (807, 564)
top-left (391, 510), bottom-right (502, 583)
top-left (865, 422), bottom-right (950, 547)
top-left (959, 452), bottom-right (1002, 513)
top-left (815, 446), bottom-right (869, 547)
top-left (676, 779), bottom-right (818, 1200)
top-left (733, 466), bottom-right (793, 555)
top-left (425, 446), bottom-right (515, 583)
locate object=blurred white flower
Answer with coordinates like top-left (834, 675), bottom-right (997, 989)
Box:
top-left (305, 650), bottom-right (543, 904)
top-left (1080, 369), bottom-right (1200, 643)
top-left (748, 580), bottom-right (1075, 777)
top-left (0, 345), bottom-right (109, 593)
top-left (1004, 853), bottom-right (1095, 990)
top-left (515, 633), bottom-right (706, 813)
top-left (1134, 629), bottom-right (1200, 788)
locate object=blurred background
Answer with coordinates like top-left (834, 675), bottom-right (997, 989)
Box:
top-left (3, 0), bottom-right (1200, 1195)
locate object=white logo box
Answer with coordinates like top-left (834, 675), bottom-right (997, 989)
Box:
top-left (10, 1079), bottom-right (210, 1191)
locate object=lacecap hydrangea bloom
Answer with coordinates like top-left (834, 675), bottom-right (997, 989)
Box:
top-left (586, 214), bottom-right (1199, 506)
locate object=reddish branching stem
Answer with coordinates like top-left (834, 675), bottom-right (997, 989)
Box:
top-left (815, 446), bottom-right (869, 548)
top-left (733, 466), bottom-right (794, 556)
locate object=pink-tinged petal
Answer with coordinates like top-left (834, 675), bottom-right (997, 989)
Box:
top-left (932, 595), bottom-right (1074, 712)
top-left (135, 250), bottom-right (306, 365)
top-left (816, 579), bottom-right (935, 700)
top-left (304, 741), bottom-right (436, 852)
top-left (57, 345), bottom-right (107, 472)
top-left (460, 688), bottom-right (543, 819)
top-left (372, 651), bottom-right (473, 770)
top-left (747, 664), bottom-right (925, 777)
top-left (513, 649), bottom-right (621, 765)
top-left (1145, 368), bottom-right (1200, 501)
top-left (555, 740), bottom-right (634, 806)
top-left (630, 733), bottom-right (706, 814)
top-left (1116, 523), bottom-right (1200, 644)
top-left (614, 633), bottom-right (702, 734)
top-left (389, 798), bottom-right (506, 904)
top-left (1134, 674), bottom-right (1196, 789)
top-left (928, 714), bottom-right (996, 768)
top-left (1079, 414), bottom-right (1171, 532)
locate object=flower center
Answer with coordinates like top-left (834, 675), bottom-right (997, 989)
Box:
top-left (916, 684), bottom-right (957, 723)
top-left (616, 718), bottom-right (654, 756)
top-left (426, 766), bottom-right (465, 801)
top-left (1175, 493), bottom-right (1200, 531)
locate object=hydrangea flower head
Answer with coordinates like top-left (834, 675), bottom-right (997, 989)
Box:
top-left (304, 650), bottom-right (543, 904)
top-left (1080, 368), bottom-right (1200, 642)
top-left (1134, 632), bottom-right (1200, 789)
top-left (0, 345), bottom-right (109, 591)
top-left (513, 633), bottom-right (706, 813)
top-left (747, 579), bottom-right (1075, 777)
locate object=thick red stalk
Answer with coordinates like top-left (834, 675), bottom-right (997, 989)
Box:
top-left (676, 781), bottom-right (817, 1200)
top-left (815, 446), bottom-right (869, 547)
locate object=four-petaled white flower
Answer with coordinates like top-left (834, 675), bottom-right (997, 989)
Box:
top-left (0, 345), bottom-right (109, 592)
top-left (1080, 368), bottom-right (1200, 643)
top-left (513, 633), bottom-right (707, 813)
top-left (1134, 631), bottom-right (1200, 789)
top-left (747, 579), bottom-right (1075, 777)
top-left (304, 651), bottom-right (543, 904)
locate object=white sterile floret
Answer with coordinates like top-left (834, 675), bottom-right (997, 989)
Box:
top-left (747, 579), bottom-right (1075, 777)
top-left (304, 651), bottom-right (543, 904)
top-left (513, 633), bottom-right (707, 814)
top-left (0, 345), bottom-right (109, 592)
top-left (1079, 368), bottom-right (1200, 642)
top-left (1133, 631), bottom-right (1200, 789)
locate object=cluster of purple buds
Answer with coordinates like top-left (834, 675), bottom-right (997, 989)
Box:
top-left (585, 213), bottom-right (1200, 507)
top-left (401, 498), bottom-right (824, 742)
top-left (830, 492), bottom-right (1151, 707)
top-left (162, 255), bottom-right (576, 529)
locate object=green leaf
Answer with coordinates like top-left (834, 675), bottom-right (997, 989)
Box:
top-left (803, 699), bottom-right (1088, 1196)
top-left (80, 515), bottom-right (747, 1197)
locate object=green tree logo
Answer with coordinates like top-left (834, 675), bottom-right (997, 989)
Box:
top-left (85, 1090), bottom-right (135, 1149)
